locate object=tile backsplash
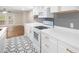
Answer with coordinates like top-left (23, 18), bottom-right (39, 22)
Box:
top-left (38, 18), bottom-right (54, 27)
top-left (54, 12), bottom-right (79, 30)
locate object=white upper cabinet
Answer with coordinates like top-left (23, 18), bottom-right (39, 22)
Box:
top-left (33, 6), bottom-right (79, 17)
top-left (38, 7), bottom-right (53, 18)
top-left (33, 7), bottom-right (39, 15)
top-left (50, 6), bottom-right (59, 13)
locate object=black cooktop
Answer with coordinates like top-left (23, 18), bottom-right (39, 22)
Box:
top-left (35, 26), bottom-right (49, 30)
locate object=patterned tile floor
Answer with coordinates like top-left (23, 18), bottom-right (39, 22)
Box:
top-left (4, 36), bottom-right (38, 53)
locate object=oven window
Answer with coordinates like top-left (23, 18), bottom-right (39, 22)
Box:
top-left (34, 32), bottom-right (38, 41)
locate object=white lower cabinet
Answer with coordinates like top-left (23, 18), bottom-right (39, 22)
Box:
top-left (41, 32), bottom-right (79, 53)
top-left (25, 24), bottom-right (79, 53)
top-left (58, 40), bottom-right (79, 53)
top-left (41, 32), bottom-right (58, 53)
top-left (0, 31), bottom-right (6, 53)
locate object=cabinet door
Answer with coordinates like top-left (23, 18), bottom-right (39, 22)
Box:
top-left (41, 32), bottom-right (58, 53)
top-left (33, 7), bottom-right (39, 15)
top-left (38, 7), bottom-right (52, 18)
top-left (50, 6), bottom-right (59, 13)
top-left (58, 40), bottom-right (79, 53)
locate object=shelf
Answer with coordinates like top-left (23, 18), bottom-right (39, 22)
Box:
top-left (54, 10), bottom-right (79, 15)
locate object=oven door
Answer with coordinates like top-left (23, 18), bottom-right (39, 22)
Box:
top-left (34, 31), bottom-right (39, 41)
top-left (33, 30), bottom-right (40, 42)
top-left (33, 28), bottom-right (41, 52)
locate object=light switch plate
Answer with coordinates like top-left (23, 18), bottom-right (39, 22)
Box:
top-left (70, 22), bottom-right (74, 28)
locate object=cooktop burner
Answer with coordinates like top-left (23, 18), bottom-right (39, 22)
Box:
top-left (35, 26), bottom-right (49, 30)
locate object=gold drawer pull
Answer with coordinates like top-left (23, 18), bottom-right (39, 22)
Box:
top-left (66, 48), bottom-right (76, 53)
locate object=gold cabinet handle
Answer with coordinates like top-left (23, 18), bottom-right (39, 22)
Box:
top-left (66, 48), bottom-right (76, 53)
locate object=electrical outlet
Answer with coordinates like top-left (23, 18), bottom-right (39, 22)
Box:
top-left (70, 22), bottom-right (74, 28)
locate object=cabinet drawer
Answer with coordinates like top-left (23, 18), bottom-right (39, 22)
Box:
top-left (42, 41), bottom-right (58, 53)
top-left (41, 32), bottom-right (58, 53)
top-left (42, 38), bottom-right (58, 52)
top-left (41, 32), bottom-right (57, 45)
top-left (58, 40), bottom-right (79, 53)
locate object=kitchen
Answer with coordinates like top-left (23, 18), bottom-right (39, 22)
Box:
top-left (0, 6), bottom-right (79, 53)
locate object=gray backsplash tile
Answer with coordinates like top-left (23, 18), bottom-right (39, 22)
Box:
top-left (54, 13), bottom-right (79, 30)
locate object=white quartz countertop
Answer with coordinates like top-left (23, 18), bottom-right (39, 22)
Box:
top-left (42, 26), bottom-right (79, 49)
top-left (0, 27), bottom-right (7, 37)
top-left (24, 22), bottom-right (43, 27)
top-left (24, 22), bottom-right (53, 28)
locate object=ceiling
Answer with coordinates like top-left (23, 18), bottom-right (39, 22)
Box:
top-left (0, 6), bottom-right (33, 12)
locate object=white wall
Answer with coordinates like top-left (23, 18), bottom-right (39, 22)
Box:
top-left (22, 11), bottom-right (34, 23)
top-left (0, 11), bottom-right (34, 25)
top-left (14, 12), bottom-right (23, 25)
top-left (15, 11), bottom-right (34, 25)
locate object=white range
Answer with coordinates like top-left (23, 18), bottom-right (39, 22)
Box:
top-left (24, 22), bottom-right (53, 52)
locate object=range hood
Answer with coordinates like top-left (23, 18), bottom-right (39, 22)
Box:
top-left (38, 7), bottom-right (53, 18)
